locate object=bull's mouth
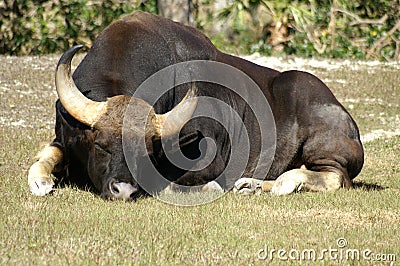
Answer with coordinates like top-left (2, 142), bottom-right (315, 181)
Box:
top-left (106, 179), bottom-right (139, 200)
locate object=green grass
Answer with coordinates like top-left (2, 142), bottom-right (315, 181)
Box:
top-left (0, 55), bottom-right (399, 265)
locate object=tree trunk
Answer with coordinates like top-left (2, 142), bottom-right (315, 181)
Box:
top-left (158, 0), bottom-right (194, 26)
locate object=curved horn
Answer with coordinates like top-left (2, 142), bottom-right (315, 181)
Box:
top-left (154, 83), bottom-right (198, 138)
top-left (55, 45), bottom-right (106, 127)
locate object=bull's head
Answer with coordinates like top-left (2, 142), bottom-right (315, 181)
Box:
top-left (56, 45), bottom-right (198, 200)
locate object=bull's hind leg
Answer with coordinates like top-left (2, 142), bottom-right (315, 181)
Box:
top-left (270, 132), bottom-right (363, 195)
top-left (233, 167), bottom-right (342, 195)
top-left (270, 168), bottom-right (342, 195)
top-left (28, 144), bottom-right (63, 196)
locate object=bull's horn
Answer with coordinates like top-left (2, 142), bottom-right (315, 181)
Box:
top-left (153, 83), bottom-right (198, 138)
top-left (55, 45), bottom-right (107, 127)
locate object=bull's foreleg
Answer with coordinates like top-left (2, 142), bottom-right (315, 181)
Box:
top-left (233, 166), bottom-right (342, 196)
top-left (28, 144), bottom-right (63, 196)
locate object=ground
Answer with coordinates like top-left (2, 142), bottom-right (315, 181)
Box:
top-left (0, 53), bottom-right (399, 265)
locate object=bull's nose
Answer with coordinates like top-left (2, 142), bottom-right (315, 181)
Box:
top-left (109, 180), bottom-right (138, 200)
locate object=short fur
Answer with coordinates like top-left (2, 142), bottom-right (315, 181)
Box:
top-left (30, 11), bottom-right (364, 199)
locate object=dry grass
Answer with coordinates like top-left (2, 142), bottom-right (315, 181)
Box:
top-left (0, 54), bottom-right (399, 265)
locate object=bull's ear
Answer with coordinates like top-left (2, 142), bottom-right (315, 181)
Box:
top-left (153, 83), bottom-right (198, 139)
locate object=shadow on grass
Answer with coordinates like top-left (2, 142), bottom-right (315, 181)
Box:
top-left (51, 171), bottom-right (387, 200)
top-left (55, 174), bottom-right (97, 193)
top-left (53, 177), bottom-right (149, 201)
top-left (353, 182), bottom-right (386, 191)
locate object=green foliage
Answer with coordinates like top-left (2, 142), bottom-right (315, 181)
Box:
top-left (1, 0), bottom-right (399, 60)
top-left (0, 0), bottom-right (157, 55)
top-left (216, 0), bottom-right (400, 61)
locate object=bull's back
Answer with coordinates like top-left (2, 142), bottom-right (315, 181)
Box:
top-left (72, 11), bottom-right (218, 102)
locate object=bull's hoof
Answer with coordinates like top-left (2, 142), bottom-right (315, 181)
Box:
top-left (28, 175), bottom-right (54, 196)
top-left (201, 181), bottom-right (224, 192)
top-left (271, 169), bottom-right (305, 196)
top-left (28, 160), bottom-right (55, 196)
top-left (233, 178), bottom-right (262, 195)
top-left (28, 163), bottom-right (54, 196)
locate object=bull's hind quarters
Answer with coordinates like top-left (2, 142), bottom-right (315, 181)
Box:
top-left (28, 12), bottom-right (363, 202)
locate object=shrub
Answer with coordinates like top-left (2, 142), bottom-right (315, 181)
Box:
top-left (217, 0), bottom-right (400, 61)
top-left (0, 0), bottom-right (157, 55)
top-left (1, 0), bottom-right (399, 61)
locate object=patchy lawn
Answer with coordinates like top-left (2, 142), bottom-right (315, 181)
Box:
top-left (0, 53), bottom-right (399, 265)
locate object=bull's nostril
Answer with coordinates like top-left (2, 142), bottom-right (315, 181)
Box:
top-left (110, 181), bottom-right (120, 195)
top-left (108, 180), bottom-right (138, 200)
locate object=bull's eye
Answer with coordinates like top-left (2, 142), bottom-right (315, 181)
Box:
top-left (94, 143), bottom-right (111, 154)
top-left (94, 142), bottom-right (103, 150)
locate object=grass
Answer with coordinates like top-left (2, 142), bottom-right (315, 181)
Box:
top-left (0, 54), bottom-right (399, 265)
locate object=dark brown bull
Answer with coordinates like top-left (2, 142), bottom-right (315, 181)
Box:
top-left (28, 11), bottom-right (363, 200)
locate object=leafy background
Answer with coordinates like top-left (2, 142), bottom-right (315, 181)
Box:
top-left (0, 0), bottom-right (399, 60)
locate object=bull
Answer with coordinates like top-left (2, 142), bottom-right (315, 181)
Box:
top-left (28, 11), bottom-right (364, 200)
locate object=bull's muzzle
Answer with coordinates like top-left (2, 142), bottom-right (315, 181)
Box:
top-left (108, 179), bottom-right (138, 200)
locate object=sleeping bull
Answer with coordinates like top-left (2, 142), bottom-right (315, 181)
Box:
top-left (28, 11), bottom-right (363, 200)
